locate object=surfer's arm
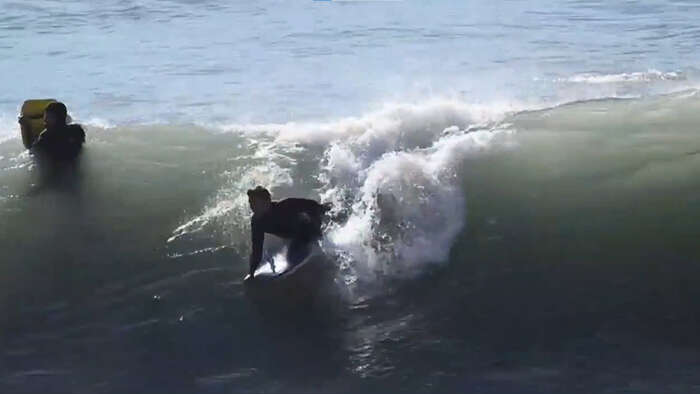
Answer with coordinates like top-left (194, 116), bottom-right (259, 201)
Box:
top-left (30, 130), bottom-right (47, 149)
top-left (249, 221), bottom-right (264, 275)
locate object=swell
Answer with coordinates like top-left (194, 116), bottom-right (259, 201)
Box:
top-left (4, 92), bottom-right (698, 291)
top-left (1, 92), bottom-right (700, 393)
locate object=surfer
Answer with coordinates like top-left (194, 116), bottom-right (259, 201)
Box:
top-left (20, 102), bottom-right (85, 160)
top-left (246, 186), bottom-right (329, 279)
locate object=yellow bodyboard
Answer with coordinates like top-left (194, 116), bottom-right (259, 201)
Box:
top-left (19, 99), bottom-right (56, 147)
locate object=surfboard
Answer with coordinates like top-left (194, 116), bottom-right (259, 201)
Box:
top-left (244, 241), bottom-right (321, 282)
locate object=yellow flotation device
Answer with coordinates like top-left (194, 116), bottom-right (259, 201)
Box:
top-left (19, 99), bottom-right (56, 148)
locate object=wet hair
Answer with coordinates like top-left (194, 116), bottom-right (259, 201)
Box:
top-left (45, 102), bottom-right (68, 124)
top-left (247, 186), bottom-right (271, 201)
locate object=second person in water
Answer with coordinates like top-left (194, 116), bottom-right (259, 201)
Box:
top-left (19, 101), bottom-right (85, 160)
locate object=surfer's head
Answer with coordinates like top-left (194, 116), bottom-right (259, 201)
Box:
top-left (44, 102), bottom-right (68, 130)
top-left (247, 186), bottom-right (272, 214)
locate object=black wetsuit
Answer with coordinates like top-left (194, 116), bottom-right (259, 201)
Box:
top-left (32, 124), bottom-right (85, 161)
top-left (250, 198), bottom-right (327, 274)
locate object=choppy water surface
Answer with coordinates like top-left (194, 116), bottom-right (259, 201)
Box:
top-left (1, 1), bottom-right (700, 393)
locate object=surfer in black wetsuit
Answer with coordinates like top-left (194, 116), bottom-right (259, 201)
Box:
top-left (247, 186), bottom-right (329, 278)
top-left (26, 102), bottom-right (85, 161)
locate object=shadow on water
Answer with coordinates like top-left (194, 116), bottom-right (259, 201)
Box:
top-left (1, 152), bottom-right (92, 338)
top-left (104, 252), bottom-right (351, 394)
top-left (25, 152), bottom-right (85, 197)
top-left (2, 243), bottom-right (352, 394)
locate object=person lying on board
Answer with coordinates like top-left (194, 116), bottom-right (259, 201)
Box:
top-left (19, 102), bottom-right (85, 160)
top-left (246, 186), bottom-right (330, 279)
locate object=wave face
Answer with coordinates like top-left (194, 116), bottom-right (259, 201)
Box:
top-left (2, 92), bottom-right (700, 393)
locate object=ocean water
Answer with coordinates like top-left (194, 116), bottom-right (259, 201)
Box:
top-left (2, 1), bottom-right (700, 393)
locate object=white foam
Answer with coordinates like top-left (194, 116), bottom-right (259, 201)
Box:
top-left (80, 117), bottom-right (116, 130)
top-left (0, 112), bottom-right (117, 146)
top-left (169, 98), bottom-right (521, 281)
top-left (560, 70), bottom-right (684, 85)
top-left (167, 140), bottom-right (295, 252)
top-left (267, 101), bottom-right (518, 278)
top-left (323, 125), bottom-right (513, 280)
top-left (216, 99), bottom-right (520, 144)
top-left (0, 114), bottom-right (19, 144)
